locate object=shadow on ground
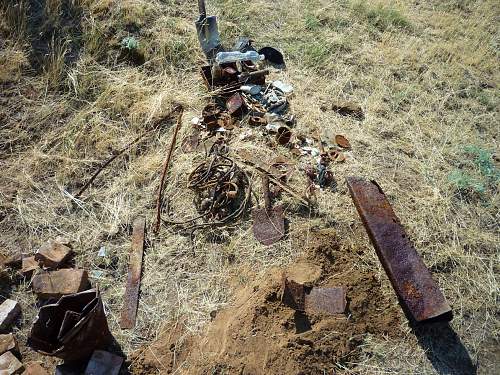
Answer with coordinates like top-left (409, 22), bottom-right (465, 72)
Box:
top-left (25, 0), bottom-right (82, 70)
top-left (413, 322), bottom-right (477, 375)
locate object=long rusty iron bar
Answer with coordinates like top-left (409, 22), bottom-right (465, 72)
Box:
top-left (120, 217), bottom-right (146, 329)
top-left (75, 106), bottom-right (183, 199)
top-left (154, 107), bottom-right (184, 233)
top-left (346, 177), bottom-right (452, 323)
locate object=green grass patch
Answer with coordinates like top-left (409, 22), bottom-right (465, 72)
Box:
top-left (448, 145), bottom-right (499, 196)
top-left (304, 14), bottom-right (322, 31)
top-left (352, 2), bottom-right (412, 32)
top-left (286, 37), bottom-right (352, 70)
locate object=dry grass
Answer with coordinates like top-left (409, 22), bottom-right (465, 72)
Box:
top-left (0, 0), bottom-right (498, 374)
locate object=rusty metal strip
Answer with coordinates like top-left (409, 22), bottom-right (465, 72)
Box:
top-left (120, 217), bottom-right (146, 329)
top-left (154, 107), bottom-right (184, 233)
top-left (346, 177), bottom-right (452, 323)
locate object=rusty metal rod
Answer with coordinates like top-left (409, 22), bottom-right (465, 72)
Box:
top-left (346, 177), bottom-right (452, 323)
top-left (120, 217), bottom-right (146, 329)
top-left (75, 106), bottom-right (182, 199)
top-left (154, 107), bottom-right (184, 233)
top-left (74, 134), bottom-right (144, 199)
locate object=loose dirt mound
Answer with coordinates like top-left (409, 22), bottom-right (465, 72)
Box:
top-left (131, 230), bottom-right (401, 374)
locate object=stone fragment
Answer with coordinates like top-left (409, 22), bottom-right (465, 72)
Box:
top-left (0, 300), bottom-right (21, 332)
top-left (22, 363), bottom-right (48, 375)
top-left (3, 254), bottom-right (23, 269)
top-left (35, 240), bottom-right (72, 269)
top-left (0, 334), bottom-right (17, 356)
top-left (84, 350), bottom-right (123, 375)
top-left (21, 257), bottom-right (39, 277)
top-left (0, 351), bottom-right (23, 374)
top-left (32, 269), bottom-right (89, 299)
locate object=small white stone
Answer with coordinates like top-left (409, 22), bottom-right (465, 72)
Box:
top-left (0, 351), bottom-right (23, 374)
top-left (0, 300), bottom-right (20, 332)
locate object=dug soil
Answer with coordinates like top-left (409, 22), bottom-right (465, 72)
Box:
top-left (131, 229), bottom-right (401, 374)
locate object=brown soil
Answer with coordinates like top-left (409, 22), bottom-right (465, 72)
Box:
top-left (130, 229), bottom-right (401, 374)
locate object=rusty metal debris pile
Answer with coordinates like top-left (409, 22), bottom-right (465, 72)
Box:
top-left (0, 1), bottom-right (453, 373)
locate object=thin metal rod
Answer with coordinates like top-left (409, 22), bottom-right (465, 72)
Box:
top-left (75, 106), bottom-right (182, 199)
top-left (154, 107), bottom-right (184, 233)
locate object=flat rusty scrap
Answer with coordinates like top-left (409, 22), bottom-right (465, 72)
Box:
top-left (281, 278), bottom-right (347, 315)
top-left (346, 177), bottom-right (452, 323)
top-left (120, 217), bottom-right (146, 329)
top-left (226, 93), bottom-right (244, 115)
top-left (305, 287), bottom-right (346, 315)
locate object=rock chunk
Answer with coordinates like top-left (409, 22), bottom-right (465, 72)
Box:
top-left (21, 257), bottom-right (39, 277)
top-left (3, 254), bottom-right (23, 269)
top-left (35, 240), bottom-right (72, 269)
top-left (84, 350), bottom-right (123, 375)
top-left (32, 269), bottom-right (89, 299)
top-left (0, 300), bottom-right (21, 332)
top-left (0, 351), bottom-right (23, 374)
top-left (0, 334), bottom-right (17, 356)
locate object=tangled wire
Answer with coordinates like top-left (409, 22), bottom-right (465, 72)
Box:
top-left (164, 144), bottom-right (251, 231)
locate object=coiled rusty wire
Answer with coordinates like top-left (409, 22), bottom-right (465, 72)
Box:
top-left (163, 145), bottom-right (251, 231)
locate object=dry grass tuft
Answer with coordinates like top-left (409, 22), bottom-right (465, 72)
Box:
top-left (0, 0), bottom-right (498, 373)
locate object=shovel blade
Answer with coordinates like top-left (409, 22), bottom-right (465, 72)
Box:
top-left (195, 16), bottom-right (222, 59)
top-left (252, 205), bottom-right (285, 246)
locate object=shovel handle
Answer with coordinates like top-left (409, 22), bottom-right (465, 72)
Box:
top-left (198, 0), bottom-right (207, 18)
top-left (262, 174), bottom-right (272, 211)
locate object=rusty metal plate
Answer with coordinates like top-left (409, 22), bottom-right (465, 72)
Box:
top-left (305, 287), bottom-right (346, 315)
top-left (335, 135), bottom-right (351, 149)
top-left (346, 177), bottom-right (452, 323)
top-left (252, 205), bottom-right (285, 246)
top-left (120, 217), bottom-right (146, 329)
top-left (227, 93), bottom-right (243, 115)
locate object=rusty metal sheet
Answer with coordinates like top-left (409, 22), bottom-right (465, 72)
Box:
top-left (28, 289), bottom-right (112, 361)
top-left (346, 177), bottom-right (452, 323)
top-left (226, 93), bottom-right (243, 115)
top-left (252, 205), bottom-right (285, 246)
top-left (120, 217), bottom-right (146, 329)
top-left (335, 135), bottom-right (351, 149)
top-left (305, 287), bottom-right (346, 315)
top-left (252, 175), bottom-right (285, 246)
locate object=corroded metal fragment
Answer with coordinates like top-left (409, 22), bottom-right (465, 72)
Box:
top-left (346, 177), bottom-right (452, 323)
top-left (305, 287), bottom-right (346, 315)
top-left (28, 289), bottom-right (111, 361)
top-left (120, 217), bottom-right (146, 329)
